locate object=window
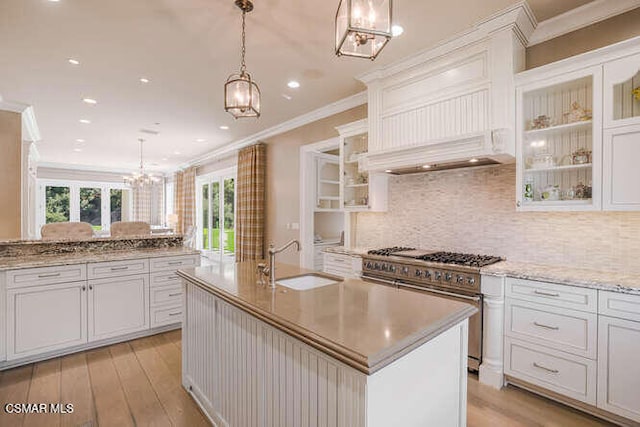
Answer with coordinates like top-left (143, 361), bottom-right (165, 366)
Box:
top-left (196, 169), bottom-right (236, 257)
top-left (39, 180), bottom-right (133, 237)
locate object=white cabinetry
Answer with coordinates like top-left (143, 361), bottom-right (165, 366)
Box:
top-left (149, 254), bottom-right (198, 328)
top-left (603, 124), bottom-right (640, 210)
top-left (6, 279), bottom-right (87, 360)
top-left (597, 290), bottom-right (640, 422)
top-left (323, 252), bottom-right (361, 279)
top-left (315, 153), bottom-right (341, 212)
top-left (515, 37), bottom-right (640, 212)
top-left (88, 274), bottom-right (149, 341)
top-left (337, 120), bottom-right (388, 212)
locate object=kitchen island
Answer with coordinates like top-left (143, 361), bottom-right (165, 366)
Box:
top-left (178, 261), bottom-right (477, 427)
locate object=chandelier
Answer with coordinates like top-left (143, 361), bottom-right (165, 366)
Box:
top-left (124, 138), bottom-right (161, 188)
top-left (335, 0), bottom-right (392, 60)
top-left (224, 0), bottom-right (261, 119)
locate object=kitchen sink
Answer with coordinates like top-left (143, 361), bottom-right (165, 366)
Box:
top-left (276, 273), bottom-right (342, 291)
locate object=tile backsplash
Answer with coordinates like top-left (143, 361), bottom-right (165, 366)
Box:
top-left (356, 164), bottom-right (640, 274)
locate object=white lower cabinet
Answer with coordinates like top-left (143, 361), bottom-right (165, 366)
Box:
top-left (6, 281), bottom-right (87, 360)
top-left (597, 315), bottom-right (640, 422)
top-left (323, 252), bottom-right (362, 278)
top-left (88, 274), bottom-right (149, 342)
top-left (504, 277), bottom-right (640, 423)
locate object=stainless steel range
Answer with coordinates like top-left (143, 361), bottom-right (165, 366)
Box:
top-left (361, 247), bottom-right (503, 371)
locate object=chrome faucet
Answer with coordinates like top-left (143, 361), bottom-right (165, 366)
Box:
top-left (258, 240), bottom-right (301, 288)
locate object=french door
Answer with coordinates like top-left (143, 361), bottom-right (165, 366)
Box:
top-left (197, 169), bottom-right (236, 257)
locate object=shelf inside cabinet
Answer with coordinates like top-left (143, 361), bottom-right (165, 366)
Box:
top-left (523, 199), bottom-right (592, 207)
top-left (345, 183), bottom-right (368, 188)
top-left (524, 120), bottom-right (592, 137)
top-left (318, 196), bottom-right (340, 201)
top-left (319, 179), bottom-right (340, 185)
top-left (525, 163), bottom-right (592, 173)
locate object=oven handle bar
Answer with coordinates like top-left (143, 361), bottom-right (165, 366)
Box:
top-left (361, 274), bottom-right (481, 303)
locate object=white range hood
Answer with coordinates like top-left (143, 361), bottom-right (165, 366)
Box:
top-left (358, 1), bottom-right (536, 174)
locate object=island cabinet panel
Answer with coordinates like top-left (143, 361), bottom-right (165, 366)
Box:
top-left (183, 281), bottom-right (469, 427)
top-left (87, 274), bottom-right (149, 342)
top-left (6, 281), bottom-right (87, 360)
top-left (6, 264), bottom-right (86, 288)
top-left (87, 258), bottom-right (149, 280)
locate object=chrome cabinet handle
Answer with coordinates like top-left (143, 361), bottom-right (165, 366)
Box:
top-left (38, 272), bottom-right (61, 278)
top-left (534, 290), bottom-right (560, 297)
top-left (110, 266), bottom-right (129, 271)
top-left (169, 312), bottom-right (182, 317)
top-left (168, 261), bottom-right (182, 266)
top-left (534, 321), bottom-right (559, 331)
top-left (89, 285), bottom-right (93, 290)
top-left (533, 362), bottom-right (559, 374)
top-left (169, 293), bottom-right (181, 297)
top-left (82, 285), bottom-right (86, 291)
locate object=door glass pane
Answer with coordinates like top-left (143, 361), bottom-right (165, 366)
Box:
top-left (202, 184), bottom-right (209, 250)
top-left (110, 189), bottom-right (122, 223)
top-left (45, 186), bottom-right (70, 223)
top-left (223, 178), bottom-right (235, 254)
top-left (211, 181), bottom-right (220, 251)
top-left (80, 188), bottom-right (102, 230)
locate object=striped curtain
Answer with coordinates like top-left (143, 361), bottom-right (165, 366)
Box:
top-left (132, 184), bottom-right (164, 225)
top-left (235, 144), bottom-right (266, 261)
top-left (174, 167), bottom-right (197, 235)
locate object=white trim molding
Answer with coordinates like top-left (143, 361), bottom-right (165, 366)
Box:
top-left (529, 0), bottom-right (640, 46)
top-left (181, 91), bottom-right (367, 170)
top-left (21, 106), bottom-right (41, 142)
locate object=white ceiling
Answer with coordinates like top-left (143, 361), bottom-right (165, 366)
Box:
top-left (0, 0), bottom-right (592, 172)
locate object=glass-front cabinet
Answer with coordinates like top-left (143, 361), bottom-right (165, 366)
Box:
top-left (516, 67), bottom-right (603, 211)
top-left (337, 119), bottom-right (387, 212)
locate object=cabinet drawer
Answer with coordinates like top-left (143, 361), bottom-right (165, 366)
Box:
top-left (505, 299), bottom-right (597, 359)
top-left (324, 253), bottom-right (351, 266)
top-left (6, 264), bottom-right (87, 289)
top-left (151, 305), bottom-right (183, 327)
top-left (150, 271), bottom-right (182, 288)
top-left (506, 277), bottom-right (597, 313)
top-left (150, 255), bottom-right (199, 273)
top-left (88, 259), bottom-right (149, 280)
top-left (599, 290), bottom-right (640, 322)
top-left (505, 337), bottom-right (597, 405)
top-left (151, 284), bottom-right (183, 307)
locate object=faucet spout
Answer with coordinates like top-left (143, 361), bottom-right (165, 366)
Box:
top-left (266, 240), bottom-right (301, 288)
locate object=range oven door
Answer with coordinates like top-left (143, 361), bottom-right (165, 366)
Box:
top-left (362, 275), bottom-right (483, 371)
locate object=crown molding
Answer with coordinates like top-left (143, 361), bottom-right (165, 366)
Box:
top-left (37, 161), bottom-right (170, 177)
top-left (22, 106), bottom-right (41, 142)
top-left (528, 0), bottom-right (640, 46)
top-left (180, 91), bottom-right (367, 170)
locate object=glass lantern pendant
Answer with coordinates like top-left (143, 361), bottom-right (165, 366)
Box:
top-left (224, 0), bottom-right (261, 119)
top-left (335, 0), bottom-right (392, 60)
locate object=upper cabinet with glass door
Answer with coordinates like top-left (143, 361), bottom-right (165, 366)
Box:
top-left (604, 52), bottom-right (640, 129)
top-left (336, 119), bottom-right (388, 212)
top-left (516, 67), bottom-right (603, 211)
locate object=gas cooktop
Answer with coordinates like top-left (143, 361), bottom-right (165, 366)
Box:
top-left (366, 247), bottom-right (502, 268)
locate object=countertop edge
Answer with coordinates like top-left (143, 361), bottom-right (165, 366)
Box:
top-left (0, 248), bottom-right (200, 271)
top-left (177, 269), bottom-right (477, 375)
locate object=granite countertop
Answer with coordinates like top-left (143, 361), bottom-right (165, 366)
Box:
top-left (0, 234), bottom-right (182, 246)
top-left (482, 261), bottom-right (640, 295)
top-left (323, 246), bottom-right (370, 256)
top-left (0, 247), bottom-right (200, 271)
top-left (177, 261), bottom-right (477, 375)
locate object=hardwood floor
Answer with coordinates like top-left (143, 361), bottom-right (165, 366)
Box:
top-left (0, 331), bottom-right (614, 427)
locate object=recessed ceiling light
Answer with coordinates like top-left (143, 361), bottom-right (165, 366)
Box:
top-left (140, 78), bottom-right (150, 84)
top-left (469, 158), bottom-right (479, 163)
top-left (422, 164), bottom-right (431, 169)
top-left (73, 148), bottom-right (83, 152)
top-left (287, 80), bottom-right (300, 89)
top-left (173, 151), bottom-right (181, 155)
top-left (82, 98), bottom-right (97, 105)
top-left (391, 25), bottom-right (404, 37)
top-left (68, 58), bottom-right (80, 65)
top-left (196, 138), bottom-right (206, 143)
top-left (219, 125), bottom-right (229, 130)
top-left (385, 169), bottom-right (393, 173)
top-left (282, 94), bottom-right (292, 100)
top-left (79, 119), bottom-right (91, 124)
top-left (161, 157), bottom-right (168, 161)
top-left (75, 139), bottom-right (85, 143)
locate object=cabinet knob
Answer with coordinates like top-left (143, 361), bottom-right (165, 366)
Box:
top-left (516, 200), bottom-right (521, 207)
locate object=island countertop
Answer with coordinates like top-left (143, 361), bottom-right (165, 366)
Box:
top-left (177, 261), bottom-right (477, 375)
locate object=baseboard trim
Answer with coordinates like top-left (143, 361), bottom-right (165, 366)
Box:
top-left (0, 323), bottom-right (181, 371)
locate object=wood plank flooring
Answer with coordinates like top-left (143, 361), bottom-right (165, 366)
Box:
top-left (0, 331), bottom-right (614, 427)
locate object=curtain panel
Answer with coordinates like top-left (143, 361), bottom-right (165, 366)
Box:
top-left (132, 184), bottom-right (164, 225)
top-left (235, 143), bottom-right (266, 261)
top-left (174, 167), bottom-right (197, 235)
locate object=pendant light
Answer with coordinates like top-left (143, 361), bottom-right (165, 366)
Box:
top-left (335, 0), bottom-right (392, 60)
top-left (124, 138), bottom-right (161, 188)
top-left (224, 0), bottom-right (261, 119)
